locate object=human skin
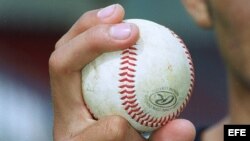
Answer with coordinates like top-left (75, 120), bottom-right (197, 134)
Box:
top-left (49, 4), bottom-right (195, 141)
top-left (182, 0), bottom-right (250, 141)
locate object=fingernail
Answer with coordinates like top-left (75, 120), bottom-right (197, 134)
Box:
top-left (97, 4), bottom-right (116, 19)
top-left (109, 23), bottom-right (132, 40)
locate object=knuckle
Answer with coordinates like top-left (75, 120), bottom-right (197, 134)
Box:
top-left (55, 41), bottom-right (60, 49)
top-left (103, 116), bottom-right (130, 141)
top-left (85, 26), bottom-right (113, 51)
top-left (55, 33), bottom-right (68, 50)
top-left (82, 10), bottom-right (94, 20)
top-left (48, 51), bottom-right (68, 75)
top-left (48, 52), bottom-right (60, 73)
top-left (55, 38), bottom-right (64, 49)
top-left (75, 10), bottom-right (97, 31)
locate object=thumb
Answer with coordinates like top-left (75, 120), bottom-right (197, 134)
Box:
top-left (149, 119), bottom-right (196, 141)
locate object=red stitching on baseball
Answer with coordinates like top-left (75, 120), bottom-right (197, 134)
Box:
top-left (119, 85), bottom-right (135, 89)
top-left (119, 78), bottom-right (135, 83)
top-left (121, 56), bottom-right (137, 61)
top-left (120, 90), bottom-right (135, 94)
top-left (128, 47), bottom-right (137, 50)
top-left (122, 50), bottom-right (137, 55)
top-left (130, 110), bottom-right (144, 119)
top-left (120, 66), bottom-right (136, 72)
top-left (120, 95), bottom-right (136, 100)
top-left (121, 60), bottom-right (136, 66)
top-left (128, 107), bottom-right (141, 115)
top-left (139, 113), bottom-right (147, 119)
top-left (171, 28), bottom-right (195, 127)
top-left (118, 28), bottom-right (195, 129)
top-left (119, 72), bottom-right (135, 77)
top-left (125, 103), bottom-right (139, 110)
top-left (122, 99), bottom-right (136, 104)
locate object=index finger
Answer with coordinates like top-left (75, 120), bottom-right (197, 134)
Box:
top-left (56, 4), bottom-right (125, 48)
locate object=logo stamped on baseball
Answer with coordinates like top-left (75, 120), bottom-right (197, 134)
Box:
top-left (145, 87), bottom-right (178, 112)
top-left (82, 19), bottom-right (195, 132)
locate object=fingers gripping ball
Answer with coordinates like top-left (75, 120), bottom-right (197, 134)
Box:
top-left (82, 19), bottom-right (195, 132)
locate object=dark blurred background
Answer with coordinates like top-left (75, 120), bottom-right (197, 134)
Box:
top-left (0, 0), bottom-right (228, 140)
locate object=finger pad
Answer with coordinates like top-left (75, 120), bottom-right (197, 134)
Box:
top-left (150, 119), bottom-right (196, 141)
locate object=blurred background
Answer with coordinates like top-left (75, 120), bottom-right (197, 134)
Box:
top-left (0, 0), bottom-right (228, 140)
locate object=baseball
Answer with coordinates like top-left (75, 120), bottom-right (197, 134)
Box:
top-left (81, 19), bottom-right (195, 132)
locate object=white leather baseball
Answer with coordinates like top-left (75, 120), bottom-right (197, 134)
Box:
top-left (81, 19), bottom-right (194, 132)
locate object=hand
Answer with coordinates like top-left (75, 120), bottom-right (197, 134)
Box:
top-left (49, 4), bottom-right (196, 141)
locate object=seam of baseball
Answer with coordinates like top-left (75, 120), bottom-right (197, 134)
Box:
top-left (119, 46), bottom-right (171, 128)
top-left (169, 29), bottom-right (195, 117)
top-left (118, 30), bottom-right (195, 128)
